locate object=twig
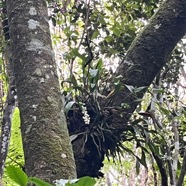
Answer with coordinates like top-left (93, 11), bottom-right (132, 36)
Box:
top-left (70, 0), bottom-right (91, 78)
top-left (0, 69), bottom-right (16, 178)
top-left (176, 148), bottom-right (186, 186)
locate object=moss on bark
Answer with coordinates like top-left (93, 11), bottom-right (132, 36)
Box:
top-left (6, 0), bottom-right (76, 182)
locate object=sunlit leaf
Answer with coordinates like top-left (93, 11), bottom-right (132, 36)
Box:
top-left (105, 35), bottom-right (113, 42)
top-left (96, 59), bottom-right (103, 70)
top-left (28, 177), bottom-right (52, 186)
top-left (158, 106), bottom-right (170, 116)
top-left (6, 166), bottom-right (28, 186)
top-left (91, 30), bottom-right (99, 39)
top-left (76, 176), bottom-right (96, 186)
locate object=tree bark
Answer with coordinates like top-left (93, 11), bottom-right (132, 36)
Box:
top-left (6, 0), bottom-right (76, 183)
top-left (110, 0), bottom-right (186, 127)
top-left (73, 0), bottom-right (186, 177)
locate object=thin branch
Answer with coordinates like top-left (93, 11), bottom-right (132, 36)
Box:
top-left (0, 69), bottom-right (16, 178)
top-left (0, 18), bottom-right (17, 177)
top-left (172, 120), bottom-right (179, 184)
top-left (176, 148), bottom-right (186, 186)
top-left (70, 0), bottom-right (91, 78)
top-left (150, 154), bottom-right (158, 186)
top-left (150, 149), bottom-right (168, 186)
top-left (164, 143), bottom-right (175, 186)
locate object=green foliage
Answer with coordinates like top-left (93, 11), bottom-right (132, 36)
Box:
top-left (64, 176), bottom-right (96, 186)
top-left (6, 166), bottom-right (53, 186)
top-left (3, 107), bottom-right (24, 185)
top-left (48, 0), bottom-right (186, 175)
top-left (2, 0), bottom-right (185, 184)
top-left (6, 166), bottom-right (28, 186)
top-left (28, 177), bottom-right (53, 186)
top-left (6, 166), bottom-right (96, 186)
top-left (7, 108), bottom-right (24, 166)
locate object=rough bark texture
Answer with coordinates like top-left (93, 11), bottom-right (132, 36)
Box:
top-left (72, 0), bottom-right (186, 177)
top-left (6, 0), bottom-right (76, 182)
top-left (112, 0), bottom-right (186, 124)
top-left (0, 61), bottom-right (16, 178)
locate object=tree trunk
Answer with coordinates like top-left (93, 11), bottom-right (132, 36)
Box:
top-left (73, 0), bottom-right (186, 177)
top-left (6, 0), bottom-right (76, 183)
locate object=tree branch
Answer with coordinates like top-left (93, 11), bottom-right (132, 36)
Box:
top-left (151, 151), bottom-right (168, 186)
top-left (107, 0), bottom-right (186, 129)
top-left (176, 149), bottom-right (186, 186)
top-left (0, 45), bottom-right (16, 178)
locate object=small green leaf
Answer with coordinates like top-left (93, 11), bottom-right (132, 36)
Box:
top-left (91, 30), bottom-right (99, 39)
top-left (112, 26), bottom-right (121, 36)
top-left (71, 48), bottom-right (79, 56)
top-left (64, 27), bottom-right (70, 34)
top-left (105, 5), bottom-right (114, 11)
top-left (105, 35), bottom-right (113, 42)
top-left (6, 166), bottom-right (28, 186)
top-left (158, 106), bottom-right (170, 116)
top-left (96, 59), bottom-right (103, 70)
top-left (71, 48), bottom-right (86, 61)
top-left (76, 176), bottom-right (96, 186)
top-left (28, 177), bottom-right (53, 186)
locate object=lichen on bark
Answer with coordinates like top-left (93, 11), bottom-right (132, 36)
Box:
top-left (6, 0), bottom-right (76, 182)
